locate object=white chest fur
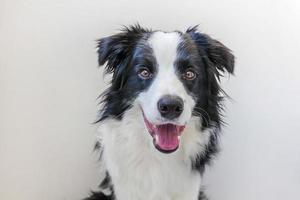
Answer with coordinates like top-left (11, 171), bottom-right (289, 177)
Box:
top-left (98, 105), bottom-right (210, 200)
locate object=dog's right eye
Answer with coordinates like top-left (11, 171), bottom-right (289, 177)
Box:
top-left (182, 68), bottom-right (197, 81)
top-left (138, 68), bottom-right (153, 79)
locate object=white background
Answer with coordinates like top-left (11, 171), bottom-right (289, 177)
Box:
top-left (1, 0), bottom-right (300, 199)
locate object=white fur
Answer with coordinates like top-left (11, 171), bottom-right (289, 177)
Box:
top-left (97, 32), bottom-right (212, 200)
top-left (139, 32), bottom-right (195, 126)
top-left (98, 104), bottom-right (210, 200)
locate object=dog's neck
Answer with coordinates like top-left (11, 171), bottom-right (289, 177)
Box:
top-left (97, 104), bottom-right (211, 200)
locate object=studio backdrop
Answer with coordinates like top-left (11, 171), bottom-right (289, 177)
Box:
top-left (1, 0), bottom-right (300, 199)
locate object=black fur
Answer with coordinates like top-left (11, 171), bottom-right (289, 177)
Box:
top-left (86, 24), bottom-right (234, 200)
top-left (84, 173), bottom-right (115, 200)
top-left (184, 26), bottom-right (235, 172)
top-left (95, 25), bottom-right (152, 123)
top-left (84, 192), bottom-right (114, 200)
top-left (84, 192), bottom-right (113, 200)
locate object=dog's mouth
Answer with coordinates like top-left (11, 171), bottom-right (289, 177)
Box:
top-left (142, 114), bottom-right (185, 153)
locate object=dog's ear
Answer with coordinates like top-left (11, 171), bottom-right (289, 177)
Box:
top-left (96, 34), bottom-right (128, 74)
top-left (96, 25), bottom-right (149, 74)
top-left (186, 26), bottom-right (235, 74)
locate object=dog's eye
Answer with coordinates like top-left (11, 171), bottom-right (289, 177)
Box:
top-left (138, 68), bottom-right (153, 79)
top-left (183, 69), bottom-right (197, 80)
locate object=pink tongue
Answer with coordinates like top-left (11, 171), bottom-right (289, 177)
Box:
top-left (154, 124), bottom-right (180, 151)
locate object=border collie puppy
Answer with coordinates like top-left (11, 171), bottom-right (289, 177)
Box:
top-left (85, 24), bottom-right (234, 200)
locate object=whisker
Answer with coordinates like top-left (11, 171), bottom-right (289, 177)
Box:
top-left (192, 110), bottom-right (210, 127)
top-left (193, 106), bottom-right (212, 123)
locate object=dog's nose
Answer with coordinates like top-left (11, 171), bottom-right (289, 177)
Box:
top-left (157, 95), bottom-right (184, 119)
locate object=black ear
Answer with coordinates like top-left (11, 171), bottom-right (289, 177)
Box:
top-left (96, 34), bottom-right (127, 74)
top-left (187, 26), bottom-right (235, 74)
top-left (96, 24), bottom-right (150, 74)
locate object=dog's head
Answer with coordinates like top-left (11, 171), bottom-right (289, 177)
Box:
top-left (96, 25), bottom-right (234, 153)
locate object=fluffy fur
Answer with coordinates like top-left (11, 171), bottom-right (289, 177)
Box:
top-left (85, 24), bottom-right (235, 200)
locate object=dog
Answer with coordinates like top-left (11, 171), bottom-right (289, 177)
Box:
top-left (85, 24), bottom-right (235, 200)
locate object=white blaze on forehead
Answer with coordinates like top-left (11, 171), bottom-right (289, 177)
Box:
top-left (147, 31), bottom-right (185, 97)
top-left (137, 31), bottom-right (195, 125)
top-left (148, 31), bottom-right (181, 68)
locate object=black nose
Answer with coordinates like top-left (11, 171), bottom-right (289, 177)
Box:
top-left (157, 95), bottom-right (184, 120)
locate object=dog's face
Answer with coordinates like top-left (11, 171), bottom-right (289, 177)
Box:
top-left (97, 25), bottom-right (234, 154)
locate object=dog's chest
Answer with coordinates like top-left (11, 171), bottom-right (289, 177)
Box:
top-left (100, 117), bottom-right (202, 200)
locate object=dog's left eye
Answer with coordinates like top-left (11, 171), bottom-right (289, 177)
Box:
top-left (138, 68), bottom-right (153, 79)
top-left (183, 69), bottom-right (197, 80)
